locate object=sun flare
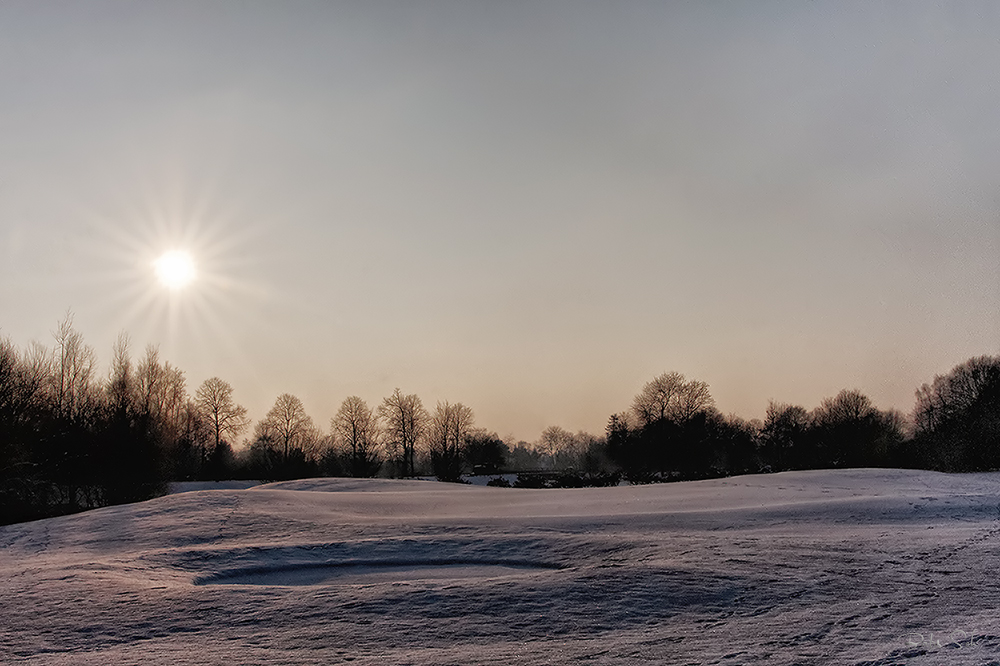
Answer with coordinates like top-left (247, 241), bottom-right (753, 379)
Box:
top-left (154, 250), bottom-right (197, 290)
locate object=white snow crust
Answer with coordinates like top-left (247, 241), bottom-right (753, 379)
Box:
top-left (3, 469), bottom-right (1000, 664)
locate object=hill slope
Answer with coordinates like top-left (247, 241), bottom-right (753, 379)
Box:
top-left (3, 469), bottom-right (1000, 665)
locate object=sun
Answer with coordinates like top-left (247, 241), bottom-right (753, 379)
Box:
top-left (154, 250), bottom-right (197, 290)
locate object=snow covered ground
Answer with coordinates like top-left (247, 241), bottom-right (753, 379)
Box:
top-left (3, 469), bottom-right (1000, 665)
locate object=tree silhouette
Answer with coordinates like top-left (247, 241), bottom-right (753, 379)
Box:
top-left (759, 402), bottom-right (809, 471)
top-left (810, 389), bottom-right (902, 468)
top-left (194, 377), bottom-right (248, 458)
top-left (46, 314), bottom-right (100, 510)
top-left (98, 335), bottom-right (165, 505)
top-left (8, 308), bottom-right (1000, 525)
top-left (611, 372), bottom-right (722, 481)
top-left (631, 371), bottom-right (714, 427)
top-left (171, 399), bottom-right (210, 480)
top-left (913, 356), bottom-right (1000, 471)
top-left (0, 337), bottom-right (47, 523)
top-left (378, 389), bottom-right (428, 478)
top-left (712, 413), bottom-right (761, 476)
top-left (537, 426), bottom-right (600, 471)
top-left (464, 430), bottom-right (508, 475)
top-left (51, 313), bottom-right (98, 423)
top-left (332, 396), bottom-right (381, 477)
top-left (256, 393), bottom-right (316, 461)
top-left (428, 401), bottom-right (474, 482)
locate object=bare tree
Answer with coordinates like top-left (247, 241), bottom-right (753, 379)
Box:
top-left (676, 380), bottom-right (714, 421)
top-left (160, 364), bottom-right (186, 443)
top-left (537, 425), bottom-right (594, 471)
top-left (537, 425), bottom-right (571, 460)
top-left (105, 333), bottom-right (134, 418)
top-left (194, 377), bottom-right (248, 456)
top-left (0, 338), bottom-right (18, 431)
top-left (134, 347), bottom-right (184, 422)
top-left (427, 401), bottom-right (474, 482)
top-left (51, 313), bottom-right (98, 422)
top-left (812, 389), bottom-right (878, 428)
top-left (631, 371), bottom-right (714, 426)
top-left (172, 398), bottom-right (211, 479)
top-left (0, 337), bottom-right (38, 482)
top-left (255, 393), bottom-right (316, 460)
top-left (915, 356), bottom-right (1000, 435)
top-left (135, 345), bottom-right (164, 419)
top-left (631, 371), bottom-right (686, 426)
top-left (332, 396), bottom-right (381, 477)
top-left (129, 345), bottom-right (187, 452)
top-left (810, 389), bottom-right (902, 468)
top-left (538, 425), bottom-right (578, 470)
top-left (760, 401), bottom-right (809, 471)
top-left (913, 356), bottom-right (1000, 470)
top-left (378, 388), bottom-right (428, 477)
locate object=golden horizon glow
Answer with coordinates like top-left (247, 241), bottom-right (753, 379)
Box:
top-left (154, 250), bottom-right (197, 290)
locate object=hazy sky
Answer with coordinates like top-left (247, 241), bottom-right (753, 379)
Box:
top-left (2, 1), bottom-right (998, 442)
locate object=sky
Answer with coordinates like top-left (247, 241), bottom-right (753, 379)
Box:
top-left (1, 1), bottom-right (998, 443)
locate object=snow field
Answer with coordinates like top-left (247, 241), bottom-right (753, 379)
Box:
top-left (3, 469), bottom-right (1000, 664)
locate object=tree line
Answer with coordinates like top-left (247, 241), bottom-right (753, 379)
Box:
top-left (2, 315), bottom-right (999, 524)
top-left (606, 358), bottom-right (999, 482)
top-left (0, 316), bottom-right (500, 523)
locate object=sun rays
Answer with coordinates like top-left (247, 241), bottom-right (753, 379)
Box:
top-left (76, 182), bottom-right (274, 376)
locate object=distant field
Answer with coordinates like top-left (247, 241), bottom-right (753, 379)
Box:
top-left (3, 469), bottom-right (1000, 665)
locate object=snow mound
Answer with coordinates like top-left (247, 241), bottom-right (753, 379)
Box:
top-left (4, 468), bottom-right (1000, 665)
